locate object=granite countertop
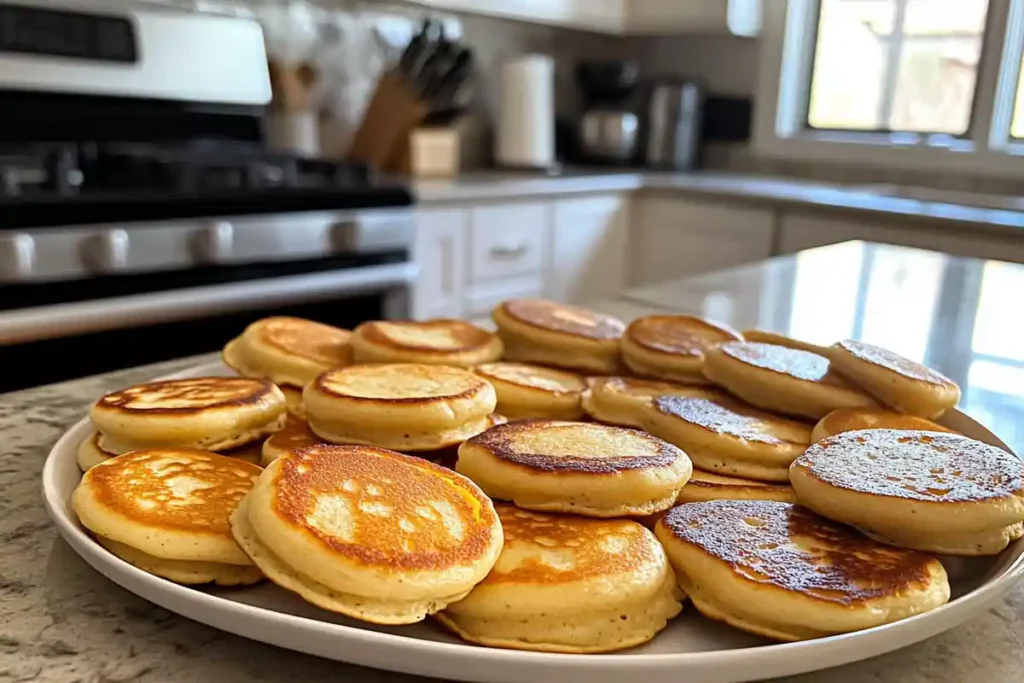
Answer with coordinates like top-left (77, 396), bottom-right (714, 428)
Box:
top-left (414, 170), bottom-right (1024, 235)
top-left (4, 246), bottom-right (1024, 681)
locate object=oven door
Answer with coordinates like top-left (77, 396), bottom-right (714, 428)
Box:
top-left (0, 253), bottom-right (416, 393)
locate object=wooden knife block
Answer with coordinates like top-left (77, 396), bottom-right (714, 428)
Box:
top-left (348, 68), bottom-right (430, 173)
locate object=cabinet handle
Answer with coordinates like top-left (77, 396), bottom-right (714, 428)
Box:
top-left (490, 242), bottom-right (528, 259)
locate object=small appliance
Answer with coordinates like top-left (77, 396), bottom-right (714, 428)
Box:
top-left (644, 80), bottom-right (705, 170)
top-left (576, 61), bottom-right (640, 164)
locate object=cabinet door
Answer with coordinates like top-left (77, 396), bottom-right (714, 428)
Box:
top-left (412, 207), bottom-right (468, 320)
top-left (549, 195), bottom-right (629, 304)
top-left (630, 195), bottom-right (777, 286)
top-left (468, 202), bottom-right (549, 285)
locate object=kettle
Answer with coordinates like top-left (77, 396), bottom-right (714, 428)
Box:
top-left (644, 81), bottom-right (704, 170)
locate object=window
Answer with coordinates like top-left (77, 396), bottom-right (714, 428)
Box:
top-left (755, 0), bottom-right (1024, 175)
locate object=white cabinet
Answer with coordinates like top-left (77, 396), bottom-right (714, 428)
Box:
top-left (468, 203), bottom-right (549, 285)
top-left (412, 207), bottom-right (467, 319)
top-left (403, 0), bottom-right (623, 32)
top-left (630, 194), bottom-right (777, 286)
top-left (548, 195), bottom-right (630, 304)
top-left (777, 212), bottom-right (1024, 264)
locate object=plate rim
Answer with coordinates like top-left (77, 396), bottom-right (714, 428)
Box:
top-left (40, 360), bottom-right (1024, 683)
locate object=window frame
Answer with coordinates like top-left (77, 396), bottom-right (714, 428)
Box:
top-left (753, 0), bottom-right (1024, 177)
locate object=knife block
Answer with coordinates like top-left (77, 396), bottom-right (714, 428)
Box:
top-left (348, 68), bottom-right (430, 172)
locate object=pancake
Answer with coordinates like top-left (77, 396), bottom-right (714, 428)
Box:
top-left (304, 363), bottom-right (497, 452)
top-left (261, 415), bottom-right (325, 466)
top-left (703, 342), bottom-right (878, 419)
top-left (230, 444), bottom-right (503, 624)
top-left (457, 420), bottom-right (692, 518)
top-left (811, 408), bottom-right (954, 443)
top-left (222, 316), bottom-right (353, 389)
top-left (642, 396), bottom-right (812, 482)
top-left (350, 319), bottom-right (503, 367)
top-left (828, 340), bottom-right (961, 418)
top-left (492, 298), bottom-right (625, 374)
top-left (741, 329), bottom-right (828, 355)
top-left (90, 377), bottom-right (287, 454)
top-left (656, 501), bottom-right (950, 641)
top-left (790, 429), bottom-right (1024, 556)
top-left (621, 315), bottom-right (742, 385)
top-left (473, 362), bottom-right (587, 421)
top-left (78, 431), bottom-right (263, 472)
top-left (280, 384), bottom-right (305, 418)
top-left (437, 504), bottom-right (683, 653)
top-left (582, 376), bottom-right (728, 429)
top-left (72, 448), bottom-right (263, 585)
top-left (677, 469), bottom-right (797, 504)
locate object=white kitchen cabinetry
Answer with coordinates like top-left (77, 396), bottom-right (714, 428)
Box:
top-left (468, 203), bottom-right (549, 285)
top-left (777, 212), bottom-right (1024, 264)
top-left (403, 0), bottom-right (623, 32)
top-left (549, 195), bottom-right (629, 304)
top-left (630, 194), bottom-right (777, 286)
top-left (412, 207), bottom-right (467, 319)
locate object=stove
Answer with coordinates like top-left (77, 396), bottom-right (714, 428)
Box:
top-left (0, 1), bottom-right (417, 392)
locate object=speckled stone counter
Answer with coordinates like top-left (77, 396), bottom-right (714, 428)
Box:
top-left (2, 344), bottom-right (1023, 682)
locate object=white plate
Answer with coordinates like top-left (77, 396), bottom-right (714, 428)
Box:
top-left (42, 361), bottom-right (1024, 683)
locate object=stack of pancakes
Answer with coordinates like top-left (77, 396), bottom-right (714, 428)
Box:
top-left (71, 300), bottom-right (1024, 652)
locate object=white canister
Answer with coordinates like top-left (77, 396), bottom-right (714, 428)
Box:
top-left (495, 54), bottom-right (555, 170)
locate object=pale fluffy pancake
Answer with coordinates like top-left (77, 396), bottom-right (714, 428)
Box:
top-left (493, 298), bottom-right (625, 374)
top-left (641, 396), bottom-right (811, 482)
top-left (828, 340), bottom-right (961, 418)
top-left (280, 384), bottom-right (305, 418)
top-left (231, 445), bottom-right (503, 624)
top-left (656, 501), bottom-right (950, 641)
top-left (73, 448), bottom-right (263, 584)
top-left (304, 363), bottom-right (497, 452)
top-left (621, 315), bottom-right (742, 385)
top-left (437, 504), bottom-right (682, 653)
top-left (678, 469), bottom-right (797, 504)
top-left (222, 316), bottom-right (353, 389)
top-left (97, 537), bottom-right (263, 586)
top-left (90, 377), bottom-right (286, 453)
top-left (812, 408), bottom-right (953, 443)
top-left (351, 319), bottom-right (503, 367)
top-left (741, 329), bottom-right (828, 355)
top-left (582, 376), bottom-right (728, 429)
top-left (473, 362), bottom-right (587, 420)
top-left (791, 429), bottom-right (1024, 556)
top-left (457, 420), bottom-right (692, 518)
top-left (703, 342), bottom-right (877, 419)
top-left (78, 431), bottom-right (262, 472)
top-left (261, 416), bottom-right (325, 466)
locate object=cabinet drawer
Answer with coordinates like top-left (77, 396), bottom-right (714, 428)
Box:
top-left (463, 276), bottom-right (544, 319)
top-left (468, 203), bottom-right (549, 284)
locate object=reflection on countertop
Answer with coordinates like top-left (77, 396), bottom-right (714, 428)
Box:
top-left (613, 240), bottom-right (1024, 454)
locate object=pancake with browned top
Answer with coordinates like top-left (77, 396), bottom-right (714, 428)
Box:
top-left (621, 315), bottom-right (742, 385)
top-left (493, 299), bottom-right (625, 374)
top-left (474, 362), bottom-right (587, 420)
top-left (828, 340), bottom-right (960, 418)
top-left (678, 469), bottom-right (796, 504)
top-left (741, 329), bottom-right (828, 355)
top-left (304, 363), bottom-right (497, 452)
top-left (222, 316), bottom-right (353, 390)
top-left (791, 429), bottom-right (1024, 555)
top-left (351, 319), bottom-right (503, 367)
top-left (655, 500), bottom-right (950, 641)
top-left (456, 420), bottom-right (692, 518)
top-left (437, 504), bottom-right (682, 653)
top-left (703, 342), bottom-right (877, 419)
top-left (230, 444), bottom-right (503, 624)
top-left (72, 448), bottom-right (264, 585)
top-left (261, 415), bottom-right (325, 466)
top-left (90, 377), bottom-right (286, 455)
top-left (641, 395), bottom-right (811, 482)
top-left (582, 376), bottom-right (727, 429)
top-left (812, 407), bottom-right (954, 443)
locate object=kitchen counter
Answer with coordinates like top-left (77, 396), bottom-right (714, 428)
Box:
top-left (415, 170), bottom-right (1024, 236)
top-left (3, 242), bottom-right (1024, 682)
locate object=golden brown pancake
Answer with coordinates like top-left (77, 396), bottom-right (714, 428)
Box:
top-left (260, 415), bottom-right (325, 466)
top-left (812, 408), bottom-right (954, 443)
top-left (350, 319), bottom-right (503, 367)
top-left (581, 376), bottom-right (728, 428)
top-left (656, 500), bottom-right (950, 641)
top-left (703, 342), bottom-right (877, 419)
top-left (677, 469), bottom-right (797, 504)
top-left (473, 362), bottom-right (587, 420)
top-left (231, 444), bottom-right (503, 624)
top-left (493, 298), bottom-right (625, 374)
top-left (437, 504), bottom-right (683, 653)
top-left (741, 329), bottom-right (828, 355)
top-left (791, 430), bottom-right (1024, 556)
top-left (621, 315), bottom-right (742, 384)
top-left (223, 316), bottom-right (353, 389)
top-left (828, 340), bottom-right (961, 418)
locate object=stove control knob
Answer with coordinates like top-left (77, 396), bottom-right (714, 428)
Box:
top-left (81, 229), bottom-right (130, 274)
top-left (191, 221), bottom-right (234, 264)
top-left (0, 233), bottom-right (36, 282)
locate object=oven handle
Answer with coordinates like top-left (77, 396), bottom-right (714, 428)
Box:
top-left (0, 262), bottom-right (419, 345)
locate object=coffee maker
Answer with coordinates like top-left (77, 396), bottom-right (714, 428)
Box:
top-left (576, 61), bottom-right (640, 165)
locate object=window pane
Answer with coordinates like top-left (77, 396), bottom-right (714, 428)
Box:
top-left (1011, 55), bottom-right (1024, 138)
top-left (971, 261), bottom-right (1024, 362)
